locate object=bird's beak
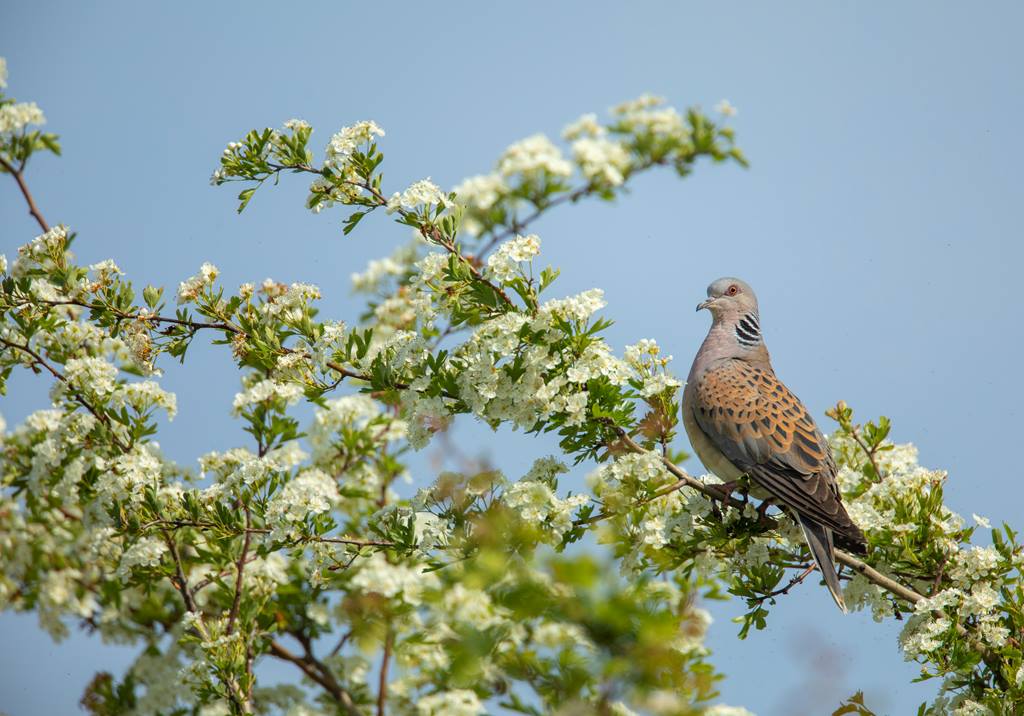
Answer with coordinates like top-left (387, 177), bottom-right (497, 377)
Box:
top-left (696, 298), bottom-right (715, 312)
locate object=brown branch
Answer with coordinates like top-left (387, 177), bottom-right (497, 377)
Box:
top-left (606, 425), bottom-right (1007, 683)
top-left (834, 551), bottom-right (924, 604)
top-left (225, 506), bottom-right (253, 635)
top-left (138, 519), bottom-right (396, 549)
top-left (29, 298), bottom-right (241, 333)
top-left (313, 536), bottom-right (397, 548)
top-left (425, 225), bottom-right (517, 309)
top-left (849, 426), bottom-right (883, 482)
top-left (598, 430), bottom-right (774, 524)
top-left (191, 554), bottom-right (261, 594)
top-left (0, 155), bottom-right (49, 232)
top-left (606, 429), bottom-right (928, 601)
top-left (161, 530), bottom-right (198, 614)
top-left (269, 639), bottom-right (365, 716)
top-left (477, 183), bottom-right (596, 258)
top-left (0, 336), bottom-right (131, 451)
top-left (377, 628), bottom-right (392, 716)
top-left (752, 564), bottom-right (816, 605)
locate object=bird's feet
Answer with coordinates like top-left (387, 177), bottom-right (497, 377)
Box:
top-left (714, 480), bottom-right (753, 509)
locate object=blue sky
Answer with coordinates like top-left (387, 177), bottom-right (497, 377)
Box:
top-left (1, 2), bottom-right (1022, 714)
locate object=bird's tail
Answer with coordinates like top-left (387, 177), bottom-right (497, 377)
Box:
top-left (798, 516), bottom-right (847, 613)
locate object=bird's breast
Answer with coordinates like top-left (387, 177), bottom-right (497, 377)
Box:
top-left (681, 395), bottom-right (745, 482)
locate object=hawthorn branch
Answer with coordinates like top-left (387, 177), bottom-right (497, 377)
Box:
top-left (377, 627), bottom-right (392, 716)
top-left (162, 530), bottom-right (198, 614)
top-left (606, 429), bottom-right (925, 598)
top-left (225, 506), bottom-right (253, 636)
top-left (0, 336), bottom-right (131, 451)
top-left (607, 426), bottom-right (1009, 684)
top-left (26, 297), bottom-right (240, 333)
top-left (269, 639), bottom-right (365, 716)
top-left (0, 155), bottom-right (49, 232)
top-left (752, 565), bottom-right (816, 605)
top-left (848, 425), bottom-right (884, 482)
top-left (474, 159), bottom-right (665, 260)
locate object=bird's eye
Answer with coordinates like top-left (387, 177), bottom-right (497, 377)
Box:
top-left (726, 285), bottom-right (739, 296)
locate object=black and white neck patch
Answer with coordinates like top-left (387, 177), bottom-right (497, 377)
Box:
top-left (734, 312), bottom-right (761, 347)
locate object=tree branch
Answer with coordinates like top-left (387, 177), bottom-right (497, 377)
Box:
top-left (607, 429), bottom-right (924, 598)
top-left (377, 628), bottom-right (392, 716)
top-left (269, 639), bottom-right (365, 716)
top-left (225, 506), bottom-right (253, 635)
top-left (0, 336), bottom-right (131, 451)
top-left (0, 154), bottom-right (49, 232)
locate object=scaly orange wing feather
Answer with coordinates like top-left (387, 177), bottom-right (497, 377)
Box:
top-left (692, 359), bottom-right (863, 542)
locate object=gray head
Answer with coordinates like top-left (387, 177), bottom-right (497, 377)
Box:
top-left (696, 277), bottom-right (764, 351)
top-left (696, 277), bottom-right (759, 318)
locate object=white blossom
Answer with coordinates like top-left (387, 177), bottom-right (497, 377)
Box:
top-left (61, 356), bottom-right (118, 397)
top-left (118, 537), bottom-right (168, 576)
top-left (497, 134), bottom-right (572, 178)
top-left (386, 178), bottom-right (447, 214)
top-left (176, 262), bottom-right (219, 304)
top-left (453, 173), bottom-right (507, 211)
top-left (266, 469), bottom-right (339, 539)
top-left (113, 381), bottom-right (178, 419)
top-left (13, 225), bottom-right (67, 276)
top-left (503, 472), bottom-right (588, 541)
top-left (536, 288), bottom-right (606, 324)
top-left (572, 136), bottom-right (631, 186)
top-left (351, 242), bottom-right (418, 293)
top-left (443, 584), bottom-right (507, 629)
top-left (714, 99), bottom-right (738, 117)
top-left (611, 94), bottom-right (665, 114)
top-left (704, 706), bottom-right (755, 716)
top-left (232, 378), bottom-right (304, 414)
top-left (611, 95), bottom-right (686, 137)
top-left (350, 553), bottom-right (438, 606)
top-left (324, 120), bottom-right (384, 170)
top-left (261, 281), bottom-right (321, 321)
top-left (563, 112), bottom-right (606, 140)
top-left (415, 690), bottom-right (484, 716)
top-left (0, 101), bottom-right (45, 134)
top-left (486, 234), bottom-right (540, 282)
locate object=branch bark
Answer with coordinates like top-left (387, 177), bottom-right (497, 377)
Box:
top-left (0, 155), bottom-right (50, 232)
top-left (269, 639), bottom-right (365, 716)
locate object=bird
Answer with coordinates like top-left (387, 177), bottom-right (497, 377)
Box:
top-left (682, 277), bottom-right (866, 611)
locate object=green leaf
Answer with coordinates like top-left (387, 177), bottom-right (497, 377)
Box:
top-left (142, 285), bottom-right (163, 309)
top-left (237, 187), bottom-right (256, 213)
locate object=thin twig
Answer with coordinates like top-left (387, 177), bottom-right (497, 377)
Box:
top-left (269, 640), bottom-right (365, 716)
top-left (849, 425), bottom-right (883, 482)
top-left (0, 336), bottom-right (130, 451)
top-left (752, 564), bottom-right (816, 604)
top-left (0, 155), bottom-right (49, 232)
top-left (226, 506), bottom-right (253, 635)
top-left (377, 628), bottom-right (392, 716)
top-left (475, 158), bottom-right (668, 260)
top-left (162, 530), bottom-right (197, 613)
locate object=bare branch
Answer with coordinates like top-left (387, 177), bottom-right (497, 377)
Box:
top-left (225, 507), bottom-right (253, 635)
top-left (0, 154), bottom-right (49, 232)
top-left (377, 628), bottom-right (392, 716)
top-left (269, 639), bottom-right (365, 716)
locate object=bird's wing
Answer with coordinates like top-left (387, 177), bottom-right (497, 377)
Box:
top-left (691, 359), bottom-right (858, 536)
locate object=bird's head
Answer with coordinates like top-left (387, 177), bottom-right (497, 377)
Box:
top-left (696, 277), bottom-right (759, 320)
